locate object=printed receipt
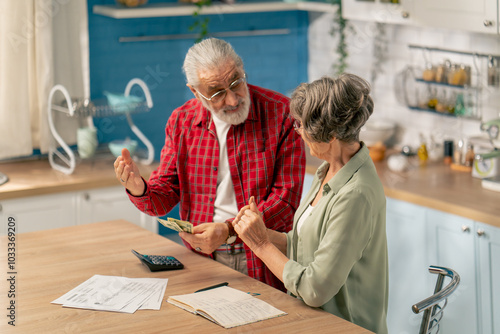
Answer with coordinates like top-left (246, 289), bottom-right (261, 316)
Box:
top-left (52, 275), bottom-right (168, 313)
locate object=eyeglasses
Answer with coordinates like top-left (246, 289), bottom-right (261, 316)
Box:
top-left (195, 75), bottom-right (247, 104)
top-left (293, 119), bottom-right (303, 133)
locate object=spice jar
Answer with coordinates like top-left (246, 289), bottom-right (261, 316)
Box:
top-left (454, 139), bottom-right (464, 165)
top-left (448, 63), bottom-right (469, 86)
top-left (488, 56), bottom-right (499, 87)
top-left (461, 64), bottom-right (471, 86)
top-left (465, 144), bottom-right (475, 167)
top-left (422, 63), bottom-right (436, 82)
top-left (427, 87), bottom-right (438, 109)
top-left (418, 143), bottom-right (428, 166)
top-left (444, 140), bottom-right (454, 165)
top-left (435, 62), bottom-right (448, 83)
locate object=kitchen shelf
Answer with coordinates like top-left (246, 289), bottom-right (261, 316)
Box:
top-left (400, 44), bottom-right (490, 121)
top-left (409, 44), bottom-right (500, 60)
top-left (414, 78), bottom-right (479, 90)
top-left (407, 106), bottom-right (481, 121)
top-left (93, 1), bottom-right (338, 19)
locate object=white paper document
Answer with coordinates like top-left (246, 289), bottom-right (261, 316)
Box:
top-left (167, 286), bottom-right (287, 328)
top-left (52, 275), bottom-right (168, 313)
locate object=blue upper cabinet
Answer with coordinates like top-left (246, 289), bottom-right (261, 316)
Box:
top-left (86, 0), bottom-right (309, 161)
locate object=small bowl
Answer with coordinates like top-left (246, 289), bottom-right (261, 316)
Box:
top-left (108, 139), bottom-right (138, 158)
top-left (360, 118), bottom-right (396, 146)
top-left (368, 143), bottom-right (387, 162)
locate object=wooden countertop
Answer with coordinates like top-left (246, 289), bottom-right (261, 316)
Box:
top-left (1, 153), bottom-right (499, 228)
top-left (0, 220), bottom-right (371, 333)
top-left (0, 155), bottom-right (158, 201)
top-left (306, 153), bottom-right (500, 228)
top-left (374, 160), bottom-right (500, 228)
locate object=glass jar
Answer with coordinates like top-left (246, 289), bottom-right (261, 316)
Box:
top-left (422, 63), bottom-right (436, 82)
top-left (448, 63), bottom-right (469, 86)
top-left (488, 56), bottom-right (500, 87)
top-left (435, 63), bottom-right (447, 83)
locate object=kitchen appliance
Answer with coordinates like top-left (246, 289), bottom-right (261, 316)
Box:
top-left (473, 150), bottom-right (499, 178)
top-left (476, 118), bottom-right (500, 191)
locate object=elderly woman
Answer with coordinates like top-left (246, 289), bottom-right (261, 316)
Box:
top-left (233, 74), bottom-right (388, 333)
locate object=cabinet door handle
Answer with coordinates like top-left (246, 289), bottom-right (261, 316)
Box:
top-left (401, 11), bottom-right (410, 19)
top-left (0, 203), bottom-right (2, 212)
top-left (84, 193), bottom-right (90, 201)
top-left (483, 20), bottom-right (494, 27)
top-left (461, 225), bottom-right (470, 233)
top-left (477, 229), bottom-right (485, 237)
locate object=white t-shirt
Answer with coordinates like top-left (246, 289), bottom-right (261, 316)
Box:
top-left (296, 204), bottom-right (315, 235)
top-left (211, 115), bottom-right (239, 223)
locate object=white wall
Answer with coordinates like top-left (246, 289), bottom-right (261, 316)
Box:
top-left (308, 13), bottom-right (500, 150)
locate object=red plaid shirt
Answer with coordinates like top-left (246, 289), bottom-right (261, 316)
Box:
top-left (129, 84), bottom-right (305, 291)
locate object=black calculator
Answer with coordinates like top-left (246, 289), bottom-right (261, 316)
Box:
top-left (131, 249), bottom-right (184, 272)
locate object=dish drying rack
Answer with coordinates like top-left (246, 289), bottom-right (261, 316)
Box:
top-left (47, 78), bottom-right (154, 174)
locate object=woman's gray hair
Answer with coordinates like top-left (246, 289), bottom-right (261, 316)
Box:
top-left (182, 38), bottom-right (244, 87)
top-left (290, 73), bottom-right (374, 143)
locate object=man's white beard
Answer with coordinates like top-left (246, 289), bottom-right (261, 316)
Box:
top-left (201, 86), bottom-right (251, 125)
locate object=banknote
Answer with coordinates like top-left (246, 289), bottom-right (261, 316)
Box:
top-left (157, 218), bottom-right (193, 234)
top-left (168, 218), bottom-right (193, 233)
top-left (157, 218), bottom-right (183, 232)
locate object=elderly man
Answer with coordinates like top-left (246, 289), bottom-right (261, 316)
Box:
top-left (114, 38), bottom-right (305, 291)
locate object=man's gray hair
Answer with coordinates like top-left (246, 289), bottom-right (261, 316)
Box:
top-left (182, 38), bottom-right (244, 87)
top-left (290, 73), bottom-right (374, 143)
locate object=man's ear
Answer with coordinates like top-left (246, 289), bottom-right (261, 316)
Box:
top-left (187, 83), bottom-right (198, 97)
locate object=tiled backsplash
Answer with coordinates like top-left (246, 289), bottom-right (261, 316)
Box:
top-left (308, 12), bottom-right (500, 150)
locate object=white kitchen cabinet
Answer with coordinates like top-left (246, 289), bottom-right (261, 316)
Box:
top-left (426, 208), bottom-right (479, 333)
top-left (342, 0), bottom-right (498, 34)
top-left (76, 186), bottom-right (157, 233)
top-left (414, 0), bottom-right (498, 34)
top-left (477, 222), bottom-right (500, 334)
top-left (386, 198), bottom-right (432, 334)
top-left (0, 192), bottom-right (76, 235)
top-left (341, 0), bottom-right (414, 25)
top-left (0, 186), bottom-right (157, 236)
top-left (386, 200), bottom-right (500, 334)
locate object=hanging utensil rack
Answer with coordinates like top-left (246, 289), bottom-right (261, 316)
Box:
top-left (47, 78), bottom-right (154, 175)
top-left (399, 44), bottom-right (500, 121)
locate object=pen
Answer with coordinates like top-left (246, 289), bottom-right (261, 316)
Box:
top-left (195, 282), bottom-right (229, 293)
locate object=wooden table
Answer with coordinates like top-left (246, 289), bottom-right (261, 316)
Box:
top-left (0, 220), bottom-right (371, 333)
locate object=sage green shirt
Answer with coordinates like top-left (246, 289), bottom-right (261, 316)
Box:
top-left (283, 144), bottom-right (388, 334)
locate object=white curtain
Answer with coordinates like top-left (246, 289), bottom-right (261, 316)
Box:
top-left (0, 0), bottom-right (89, 160)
